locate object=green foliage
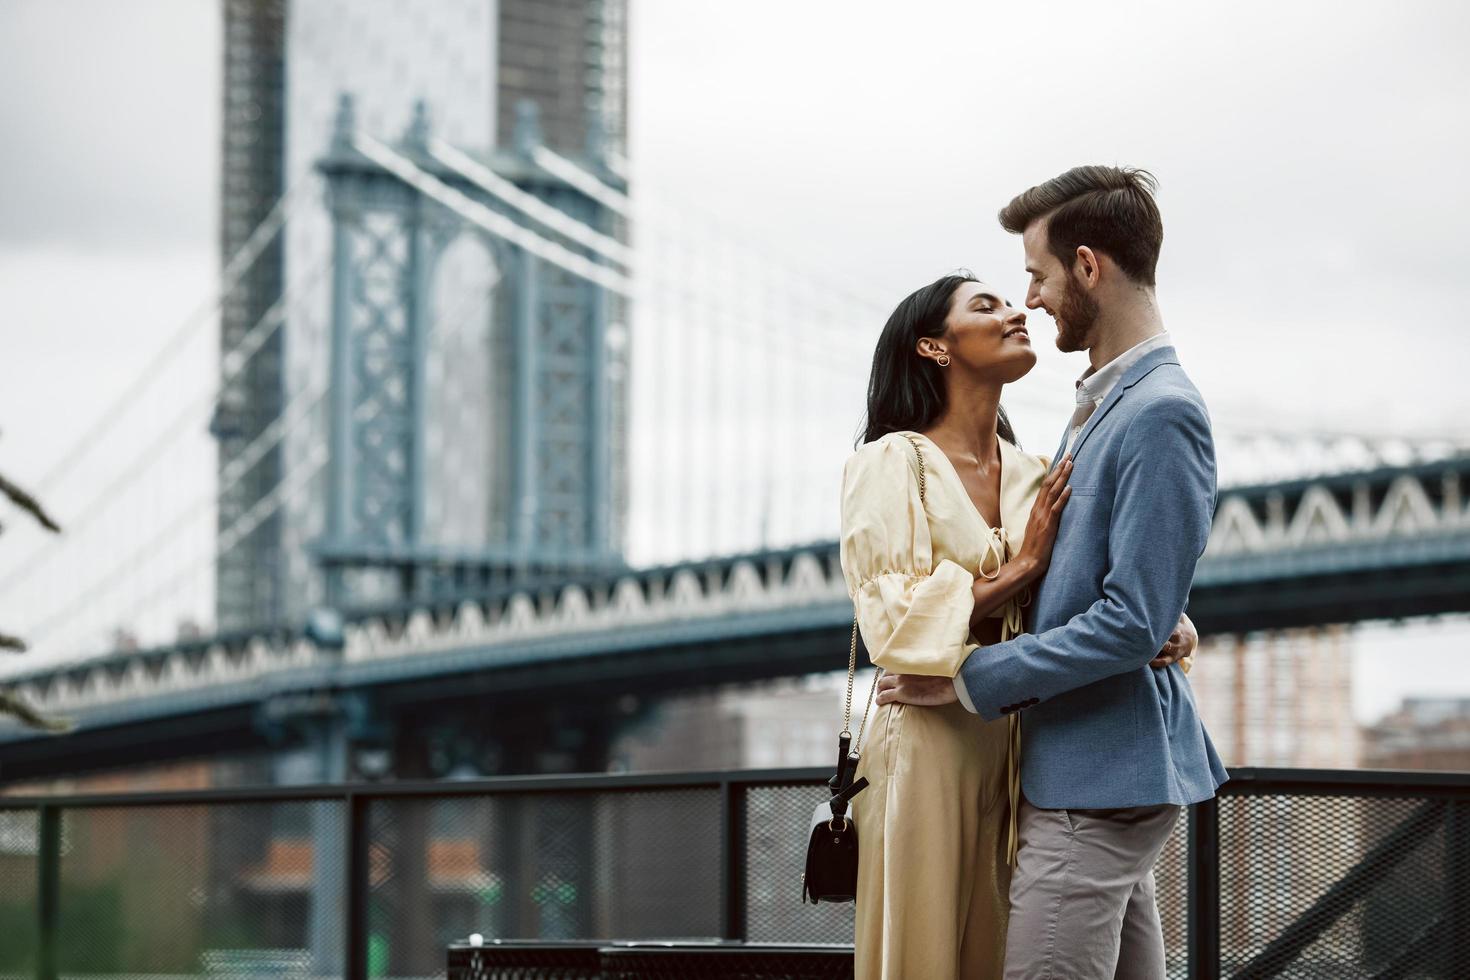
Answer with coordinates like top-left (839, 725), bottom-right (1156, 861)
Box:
top-left (0, 460), bottom-right (70, 732)
top-left (368, 933), bottom-right (390, 978)
top-left (0, 877), bottom-right (129, 974)
top-left (55, 878), bottom-right (128, 973)
top-left (0, 896), bottom-right (40, 972)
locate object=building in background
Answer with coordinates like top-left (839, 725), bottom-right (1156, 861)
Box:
top-left (1133, 626), bottom-right (1360, 769)
top-left (620, 625), bottom-right (1369, 775)
top-left (620, 626), bottom-right (1368, 776)
top-left (1363, 697), bottom-right (1470, 770)
top-left (612, 675), bottom-right (843, 773)
top-left (215, 0), bottom-right (629, 632)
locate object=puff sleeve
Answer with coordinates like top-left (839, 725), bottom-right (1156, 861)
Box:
top-left (839, 437), bottom-right (978, 676)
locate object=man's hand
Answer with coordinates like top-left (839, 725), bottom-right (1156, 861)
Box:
top-left (875, 673), bottom-right (960, 707)
top-left (1150, 612), bottom-right (1198, 670)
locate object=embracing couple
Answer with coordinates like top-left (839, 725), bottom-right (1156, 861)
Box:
top-left (839, 165), bottom-right (1228, 979)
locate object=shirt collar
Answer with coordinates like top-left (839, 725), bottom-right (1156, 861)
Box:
top-left (1075, 332), bottom-right (1173, 406)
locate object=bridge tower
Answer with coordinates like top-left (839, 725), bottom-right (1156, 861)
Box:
top-left (214, 0), bottom-right (630, 632)
top-left (293, 96), bottom-right (631, 974)
top-left (314, 97), bottom-right (628, 608)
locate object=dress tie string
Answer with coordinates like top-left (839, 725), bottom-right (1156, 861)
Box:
top-left (978, 526), bottom-right (1025, 867)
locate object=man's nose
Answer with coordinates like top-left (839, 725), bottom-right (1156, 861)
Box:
top-left (1025, 290), bottom-right (1043, 311)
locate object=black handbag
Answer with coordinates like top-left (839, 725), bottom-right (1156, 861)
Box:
top-left (800, 628), bottom-right (879, 904)
top-left (801, 434), bottom-right (925, 904)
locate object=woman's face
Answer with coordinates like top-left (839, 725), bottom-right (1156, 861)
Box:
top-left (935, 280), bottom-right (1036, 382)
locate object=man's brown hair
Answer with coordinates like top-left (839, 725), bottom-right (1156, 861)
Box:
top-left (998, 166), bottom-right (1163, 286)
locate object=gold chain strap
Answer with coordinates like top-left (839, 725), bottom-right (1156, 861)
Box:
top-left (901, 433), bottom-right (927, 501)
top-left (841, 621), bottom-right (883, 752)
top-left (842, 432), bottom-right (928, 756)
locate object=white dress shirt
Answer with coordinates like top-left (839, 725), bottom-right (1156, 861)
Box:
top-left (952, 331), bottom-right (1174, 712)
top-left (1065, 332), bottom-right (1174, 456)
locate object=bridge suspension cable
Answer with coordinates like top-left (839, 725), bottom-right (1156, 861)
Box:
top-left (428, 139), bottom-right (634, 269)
top-left (20, 121), bottom-right (1463, 668)
top-left (22, 382), bottom-right (330, 652)
top-left (531, 145), bottom-right (632, 218)
top-left (32, 182), bottom-right (310, 495)
top-left (0, 257), bottom-right (331, 601)
top-left (6, 268), bottom-right (500, 669)
top-left (631, 181), bottom-right (1086, 398)
top-left (353, 135), bottom-right (633, 295)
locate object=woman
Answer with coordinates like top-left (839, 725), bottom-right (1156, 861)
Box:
top-left (840, 272), bottom-right (1196, 979)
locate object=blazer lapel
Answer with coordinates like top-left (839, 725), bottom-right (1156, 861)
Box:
top-left (1048, 428), bottom-right (1070, 472)
top-left (1067, 346), bottom-right (1181, 460)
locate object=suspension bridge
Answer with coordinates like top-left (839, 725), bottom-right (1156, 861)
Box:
top-left (1, 96), bottom-right (1466, 786)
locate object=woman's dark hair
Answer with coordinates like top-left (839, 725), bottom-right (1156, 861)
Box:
top-left (859, 271), bottom-right (1018, 447)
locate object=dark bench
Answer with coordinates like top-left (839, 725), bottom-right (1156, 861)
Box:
top-left (448, 940), bottom-right (854, 980)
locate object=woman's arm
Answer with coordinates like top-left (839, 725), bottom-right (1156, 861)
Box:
top-left (967, 559), bottom-right (1039, 636)
top-left (840, 440), bottom-right (979, 677)
top-left (1150, 611), bottom-right (1199, 671)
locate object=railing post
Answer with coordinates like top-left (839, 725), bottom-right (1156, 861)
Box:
top-left (720, 779), bottom-right (747, 942)
top-left (345, 791), bottom-right (371, 980)
top-left (36, 805), bottom-right (60, 980)
top-left (1449, 800), bottom-right (1470, 972)
top-left (1188, 796), bottom-right (1221, 980)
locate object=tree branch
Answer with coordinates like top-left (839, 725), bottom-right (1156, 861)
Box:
top-left (0, 686), bottom-right (72, 732)
top-left (0, 471), bottom-right (61, 533)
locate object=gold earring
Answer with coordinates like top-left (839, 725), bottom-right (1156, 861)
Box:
top-left (936, 353), bottom-right (951, 367)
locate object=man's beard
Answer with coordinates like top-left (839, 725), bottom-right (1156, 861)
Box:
top-left (1054, 273), bottom-right (1100, 353)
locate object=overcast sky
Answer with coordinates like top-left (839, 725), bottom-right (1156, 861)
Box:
top-left (631, 1), bottom-right (1470, 437)
top-left (0, 0), bottom-right (1467, 721)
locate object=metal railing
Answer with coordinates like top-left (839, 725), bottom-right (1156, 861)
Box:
top-left (1191, 768), bottom-right (1470, 979)
top-left (0, 766), bottom-right (1465, 979)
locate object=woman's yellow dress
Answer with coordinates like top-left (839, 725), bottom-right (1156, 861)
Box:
top-left (839, 431), bottom-right (1049, 980)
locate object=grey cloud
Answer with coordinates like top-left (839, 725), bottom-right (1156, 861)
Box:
top-left (0, 0), bottom-right (218, 249)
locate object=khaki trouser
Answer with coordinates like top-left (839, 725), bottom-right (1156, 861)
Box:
top-left (1004, 798), bottom-right (1181, 980)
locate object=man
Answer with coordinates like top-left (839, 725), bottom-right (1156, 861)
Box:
top-left (876, 165), bottom-right (1227, 979)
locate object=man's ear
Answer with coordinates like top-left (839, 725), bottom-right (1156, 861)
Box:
top-left (1074, 245), bottom-right (1101, 288)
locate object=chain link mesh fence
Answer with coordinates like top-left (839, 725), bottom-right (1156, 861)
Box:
top-left (3, 771), bottom-right (1467, 979)
top-left (368, 788), bottom-right (724, 978)
top-left (598, 943), bottom-right (852, 979)
top-left (744, 783), bottom-right (852, 944)
top-left (45, 800), bottom-right (344, 980)
top-left (1216, 792), bottom-right (1467, 978)
top-left (448, 941), bottom-right (853, 980)
top-left (448, 940), bottom-right (604, 980)
top-left (0, 808), bottom-right (41, 976)
top-left (1156, 810), bottom-right (1190, 979)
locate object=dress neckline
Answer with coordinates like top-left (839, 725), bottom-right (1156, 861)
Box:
top-left (905, 430), bottom-right (1013, 533)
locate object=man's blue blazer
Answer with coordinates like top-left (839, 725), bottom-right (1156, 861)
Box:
top-left (956, 345), bottom-right (1229, 809)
